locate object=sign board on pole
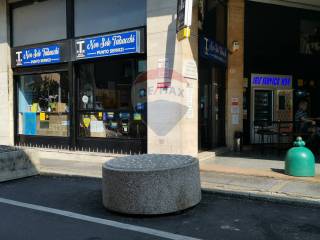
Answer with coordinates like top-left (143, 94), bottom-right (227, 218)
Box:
top-left (176, 0), bottom-right (193, 40)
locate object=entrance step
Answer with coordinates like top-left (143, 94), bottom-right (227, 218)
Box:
top-left (198, 147), bottom-right (230, 162)
top-left (15, 147), bottom-right (126, 178)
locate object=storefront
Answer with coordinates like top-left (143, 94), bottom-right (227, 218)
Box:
top-left (1, 0), bottom-right (228, 156)
top-left (244, 1), bottom-right (320, 148)
top-left (250, 74), bottom-right (293, 143)
top-left (10, 0), bottom-right (147, 153)
top-left (198, 0), bottom-right (227, 150)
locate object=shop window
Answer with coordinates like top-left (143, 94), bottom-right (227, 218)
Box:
top-left (17, 72), bottom-right (69, 137)
top-left (74, 0), bottom-right (146, 37)
top-left (11, 0), bottom-right (67, 47)
top-left (78, 59), bottom-right (147, 139)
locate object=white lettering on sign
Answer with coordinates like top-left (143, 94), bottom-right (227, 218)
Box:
top-left (112, 34), bottom-right (135, 46)
top-left (86, 34), bottom-right (136, 51)
top-left (22, 47), bottom-right (59, 60)
top-left (87, 40), bottom-right (99, 50)
top-left (42, 47), bottom-right (59, 57)
top-left (100, 37), bottom-right (111, 48)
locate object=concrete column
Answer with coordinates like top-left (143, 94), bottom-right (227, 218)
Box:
top-left (0, 0), bottom-right (13, 145)
top-left (225, 0), bottom-right (244, 149)
top-left (146, 1), bottom-right (198, 156)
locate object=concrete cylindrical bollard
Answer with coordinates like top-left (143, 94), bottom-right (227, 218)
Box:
top-left (102, 154), bottom-right (202, 215)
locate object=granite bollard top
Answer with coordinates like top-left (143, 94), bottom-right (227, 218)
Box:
top-left (102, 154), bottom-right (202, 215)
top-left (104, 154), bottom-right (196, 171)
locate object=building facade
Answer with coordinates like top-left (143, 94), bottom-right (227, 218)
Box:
top-left (0, 0), bottom-right (203, 156)
top-left (1, 0), bottom-right (318, 157)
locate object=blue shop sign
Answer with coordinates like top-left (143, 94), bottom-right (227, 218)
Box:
top-left (75, 30), bottom-right (141, 60)
top-left (15, 45), bottom-right (60, 67)
top-left (200, 36), bottom-right (227, 65)
top-left (251, 74), bottom-right (292, 89)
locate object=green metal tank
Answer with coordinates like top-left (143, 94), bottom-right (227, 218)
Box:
top-left (285, 137), bottom-right (315, 177)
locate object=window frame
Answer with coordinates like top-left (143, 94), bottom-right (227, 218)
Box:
top-left (75, 54), bottom-right (147, 141)
top-left (13, 63), bottom-right (73, 147)
top-left (9, 0), bottom-right (147, 152)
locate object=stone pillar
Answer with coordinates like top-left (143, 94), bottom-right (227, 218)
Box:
top-left (0, 0), bottom-right (13, 145)
top-left (225, 0), bottom-right (244, 149)
top-left (146, 1), bottom-right (198, 156)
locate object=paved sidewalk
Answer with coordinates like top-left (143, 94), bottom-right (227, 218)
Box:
top-left (201, 171), bottom-right (320, 205)
top-left (199, 152), bottom-right (320, 205)
top-left (37, 150), bottom-right (320, 205)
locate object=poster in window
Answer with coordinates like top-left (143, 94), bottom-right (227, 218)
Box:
top-left (40, 112), bottom-right (46, 121)
top-left (23, 112), bottom-right (37, 135)
top-left (134, 113), bottom-right (142, 121)
top-left (119, 112), bottom-right (130, 120)
top-left (110, 122), bottom-right (118, 129)
top-left (106, 112), bottom-right (114, 120)
top-left (90, 121), bottom-right (105, 133)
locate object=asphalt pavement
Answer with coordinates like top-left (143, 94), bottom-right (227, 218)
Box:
top-left (0, 175), bottom-right (320, 240)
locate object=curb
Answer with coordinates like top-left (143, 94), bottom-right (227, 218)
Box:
top-left (199, 168), bottom-right (320, 183)
top-left (39, 169), bottom-right (320, 208)
top-left (39, 170), bottom-right (101, 179)
top-left (39, 171), bottom-right (320, 209)
top-left (202, 187), bottom-right (320, 209)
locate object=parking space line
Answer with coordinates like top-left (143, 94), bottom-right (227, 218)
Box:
top-left (0, 197), bottom-right (201, 240)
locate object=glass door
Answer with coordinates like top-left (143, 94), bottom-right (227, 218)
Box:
top-left (254, 90), bottom-right (273, 124)
top-left (251, 89), bottom-right (274, 143)
top-left (199, 65), bottom-right (226, 150)
top-left (211, 67), bottom-right (226, 147)
top-left (199, 67), bottom-right (212, 150)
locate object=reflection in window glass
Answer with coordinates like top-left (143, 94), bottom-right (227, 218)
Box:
top-left (12, 0), bottom-right (67, 46)
top-left (74, 0), bottom-right (146, 37)
top-left (78, 59), bottom-right (147, 139)
top-left (18, 72), bottom-right (69, 137)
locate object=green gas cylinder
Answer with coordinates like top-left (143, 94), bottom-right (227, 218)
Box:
top-left (285, 137), bottom-right (315, 177)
